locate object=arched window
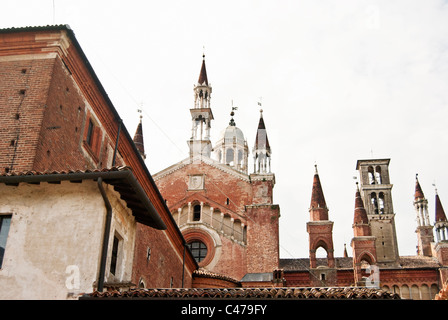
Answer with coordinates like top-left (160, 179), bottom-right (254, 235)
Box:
top-left (378, 192), bottom-right (385, 214)
top-left (187, 240), bottom-right (208, 262)
top-left (315, 246), bottom-right (328, 267)
top-left (193, 204), bottom-right (201, 221)
top-left (375, 166), bottom-right (382, 184)
top-left (226, 148), bottom-right (234, 165)
top-left (371, 192), bottom-right (379, 214)
top-left (368, 166), bottom-right (375, 184)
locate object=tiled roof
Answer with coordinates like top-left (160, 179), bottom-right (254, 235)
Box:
top-left (280, 255), bottom-right (442, 272)
top-left (82, 287), bottom-right (400, 299)
top-left (0, 166), bottom-right (130, 177)
top-left (280, 257), bottom-right (354, 271)
top-left (398, 255), bottom-right (442, 268)
top-left (193, 269), bottom-right (240, 285)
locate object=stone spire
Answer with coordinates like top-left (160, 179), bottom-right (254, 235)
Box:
top-left (414, 174), bottom-right (431, 227)
top-left (253, 109), bottom-right (271, 174)
top-left (309, 165), bottom-right (328, 220)
top-left (435, 188), bottom-right (448, 243)
top-left (133, 113), bottom-right (146, 160)
top-left (198, 54), bottom-right (208, 86)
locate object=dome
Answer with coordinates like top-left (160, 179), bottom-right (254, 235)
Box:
top-left (219, 125), bottom-right (246, 146)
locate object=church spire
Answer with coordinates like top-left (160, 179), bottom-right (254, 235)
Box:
top-left (309, 164), bottom-right (328, 218)
top-left (188, 54), bottom-right (214, 159)
top-left (435, 187), bottom-right (448, 243)
top-left (133, 111), bottom-right (146, 160)
top-left (253, 109), bottom-right (271, 174)
top-left (197, 54), bottom-right (208, 86)
top-left (414, 174), bottom-right (431, 227)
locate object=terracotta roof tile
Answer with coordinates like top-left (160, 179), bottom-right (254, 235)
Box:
top-left (82, 287), bottom-right (399, 299)
top-left (193, 269), bottom-right (240, 285)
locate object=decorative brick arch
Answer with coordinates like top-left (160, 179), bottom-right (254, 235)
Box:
top-left (309, 237), bottom-right (335, 268)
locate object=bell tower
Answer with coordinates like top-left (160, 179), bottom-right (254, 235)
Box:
top-left (356, 159), bottom-right (400, 267)
top-left (188, 54), bottom-right (214, 159)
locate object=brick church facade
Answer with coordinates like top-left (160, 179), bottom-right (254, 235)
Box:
top-left (151, 55), bottom-right (280, 282)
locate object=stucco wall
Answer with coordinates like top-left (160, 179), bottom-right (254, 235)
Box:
top-left (0, 180), bottom-right (136, 299)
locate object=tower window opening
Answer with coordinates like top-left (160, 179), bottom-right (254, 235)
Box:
top-left (378, 192), bottom-right (385, 214)
top-left (371, 192), bottom-right (379, 214)
top-left (193, 204), bottom-right (201, 221)
top-left (368, 166), bottom-right (375, 184)
top-left (375, 166), bottom-right (382, 184)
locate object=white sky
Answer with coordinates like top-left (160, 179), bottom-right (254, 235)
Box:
top-left (2, 0), bottom-right (448, 259)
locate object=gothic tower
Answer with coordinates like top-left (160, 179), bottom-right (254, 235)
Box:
top-left (307, 165), bottom-right (335, 271)
top-left (188, 55), bottom-right (214, 159)
top-left (414, 174), bottom-right (434, 257)
top-left (246, 109), bottom-right (279, 274)
top-left (351, 183), bottom-right (377, 285)
top-left (356, 159), bottom-right (400, 267)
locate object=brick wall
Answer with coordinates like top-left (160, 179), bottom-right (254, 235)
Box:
top-left (132, 223), bottom-right (193, 288)
top-left (0, 57), bottom-right (54, 172)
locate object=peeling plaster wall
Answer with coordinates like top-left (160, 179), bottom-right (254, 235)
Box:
top-left (0, 180), bottom-right (136, 299)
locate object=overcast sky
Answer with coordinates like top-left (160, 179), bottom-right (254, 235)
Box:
top-left (2, 0), bottom-right (448, 259)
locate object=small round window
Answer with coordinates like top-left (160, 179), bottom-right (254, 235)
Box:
top-left (187, 240), bottom-right (208, 262)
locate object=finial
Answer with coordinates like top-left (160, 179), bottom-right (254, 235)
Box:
top-left (202, 45), bottom-right (205, 59)
top-left (229, 101), bottom-right (237, 126)
top-left (433, 181), bottom-right (438, 195)
top-left (137, 108), bottom-right (143, 121)
top-left (314, 163), bottom-right (318, 174)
